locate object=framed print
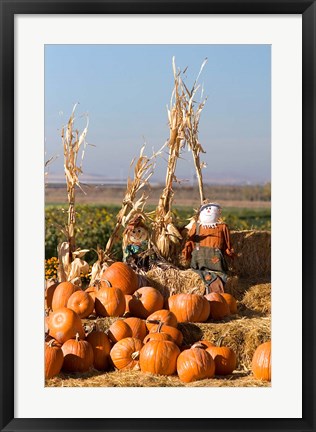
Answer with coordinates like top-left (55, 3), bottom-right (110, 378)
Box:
top-left (1, 0), bottom-right (315, 431)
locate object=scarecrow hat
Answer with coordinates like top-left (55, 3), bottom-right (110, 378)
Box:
top-left (199, 202), bottom-right (222, 213)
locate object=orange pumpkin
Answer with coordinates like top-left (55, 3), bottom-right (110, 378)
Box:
top-left (143, 332), bottom-right (173, 344)
top-left (252, 341), bottom-right (271, 381)
top-left (45, 339), bottom-right (63, 379)
top-left (107, 320), bottom-right (132, 344)
top-left (146, 309), bottom-right (178, 331)
top-left (62, 333), bottom-right (94, 373)
top-left (51, 281), bottom-right (80, 311)
top-left (129, 287), bottom-right (164, 319)
top-left (221, 293), bottom-right (237, 314)
top-left (140, 340), bottom-right (180, 375)
top-left (48, 307), bottom-right (85, 344)
top-left (110, 337), bottom-right (143, 370)
top-left (124, 317), bottom-right (148, 340)
top-left (177, 347), bottom-right (215, 383)
top-left (168, 293), bottom-right (210, 323)
top-left (100, 262), bottom-right (138, 295)
top-left (67, 290), bottom-right (94, 319)
top-left (205, 292), bottom-right (230, 320)
top-left (149, 323), bottom-right (183, 346)
top-left (206, 346), bottom-right (237, 375)
top-left (86, 330), bottom-right (112, 371)
top-left (45, 280), bottom-right (59, 310)
top-left (95, 286), bottom-right (125, 317)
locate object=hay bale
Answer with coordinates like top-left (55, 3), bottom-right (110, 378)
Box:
top-left (228, 230), bottom-right (271, 278)
top-left (240, 283), bottom-right (271, 315)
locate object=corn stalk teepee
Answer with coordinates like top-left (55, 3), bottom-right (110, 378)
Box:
top-left (152, 57), bottom-right (208, 260)
top-left (57, 104), bottom-right (90, 284)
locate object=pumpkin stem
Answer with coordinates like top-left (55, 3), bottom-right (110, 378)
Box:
top-left (146, 319), bottom-right (160, 325)
top-left (75, 332), bottom-right (80, 341)
top-left (217, 336), bottom-right (225, 347)
top-left (134, 292), bottom-right (141, 300)
top-left (191, 342), bottom-right (206, 350)
top-left (157, 321), bottom-right (163, 333)
top-left (131, 351), bottom-right (140, 361)
top-left (100, 278), bottom-right (112, 287)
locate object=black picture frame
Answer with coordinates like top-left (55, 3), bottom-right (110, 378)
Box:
top-left (0, 1), bottom-right (315, 431)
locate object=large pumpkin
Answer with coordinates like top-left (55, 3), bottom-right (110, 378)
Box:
top-left (107, 320), bottom-right (132, 344)
top-left (94, 286), bottom-right (125, 317)
top-left (168, 293), bottom-right (210, 323)
top-left (62, 333), bottom-right (94, 373)
top-left (177, 347), bottom-right (215, 383)
top-left (100, 262), bottom-right (138, 295)
top-left (110, 337), bottom-right (143, 370)
top-left (129, 287), bottom-right (164, 319)
top-left (221, 293), bottom-right (238, 314)
top-left (45, 339), bottom-right (64, 379)
top-left (124, 317), bottom-right (148, 340)
top-left (48, 307), bottom-right (85, 344)
top-left (146, 309), bottom-right (178, 331)
top-left (86, 330), bottom-right (112, 371)
top-left (140, 340), bottom-right (180, 376)
top-left (205, 292), bottom-right (230, 320)
top-left (252, 341), bottom-right (271, 381)
top-left (51, 281), bottom-right (80, 311)
top-left (206, 346), bottom-right (237, 375)
top-left (67, 290), bottom-right (94, 319)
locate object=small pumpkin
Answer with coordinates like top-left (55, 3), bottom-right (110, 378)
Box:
top-left (129, 287), bottom-right (164, 319)
top-left (110, 337), bottom-right (143, 370)
top-left (140, 340), bottom-right (180, 376)
top-left (67, 290), bottom-right (94, 319)
top-left (205, 292), bottom-right (230, 320)
top-left (45, 339), bottom-right (63, 379)
top-left (51, 281), bottom-right (80, 311)
top-left (177, 346), bottom-right (215, 383)
top-left (61, 333), bottom-right (94, 373)
top-left (107, 320), bottom-right (132, 344)
top-left (100, 262), bottom-right (138, 295)
top-left (221, 293), bottom-right (237, 314)
top-left (48, 307), bottom-right (85, 344)
top-left (86, 330), bottom-right (112, 371)
top-left (206, 345), bottom-right (237, 375)
top-left (252, 341), bottom-right (271, 381)
top-left (146, 309), bottom-right (178, 331)
top-left (94, 286), bottom-right (125, 317)
top-left (124, 317), bottom-right (148, 340)
top-left (168, 293), bottom-right (210, 323)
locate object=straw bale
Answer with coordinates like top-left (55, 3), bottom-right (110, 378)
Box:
top-left (240, 283), bottom-right (271, 315)
top-left (227, 230), bottom-right (271, 278)
top-left (46, 369), bottom-right (270, 388)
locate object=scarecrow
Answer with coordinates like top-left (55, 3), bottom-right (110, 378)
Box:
top-left (182, 202), bottom-right (234, 294)
top-left (122, 214), bottom-right (150, 270)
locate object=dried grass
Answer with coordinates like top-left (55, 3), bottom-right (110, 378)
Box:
top-left (240, 283), bottom-right (271, 315)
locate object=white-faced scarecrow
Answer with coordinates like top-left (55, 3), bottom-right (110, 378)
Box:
top-left (122, 214), bottom-right (149, 270)
top-left (182, 202), bottom-right (235, 294)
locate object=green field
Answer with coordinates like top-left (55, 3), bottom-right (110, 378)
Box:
top-left (45, 204), bottom-right (271, 263)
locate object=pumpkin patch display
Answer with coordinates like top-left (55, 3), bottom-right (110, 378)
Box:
top-left (252, 341), bottom-right (271, 381)
top-left (168, 293), bottom-right (210, 323)
top-left (124, 317), bottom-right (148, 340)
top-left (51, 281), bottom-right (80, 311)
top-left (45, 339), bottom-right (64, 379)
top-left (140, 340), bottom-right (180, 376)
top-left (206, 346), bottom-right (237, 375)
top-left (67, 290), bottom-right (94, 319)
top-left (110, 337), bottom-right (143, 370)
top-left (48, 307), bottom-right (85, 344)
top-left (62, 333), bottom-right (94, 373)
top-left (205, 292), bottom-right (230, 320)
top-left (146, 309), bottom-right (178, 331)
top-left (177, 346), bottom-right (215, 383)
top-left (94, 286), bottom-right (126, 317)
top-left (107, 320), bottom-right (133, 344)
top-left (100, 262), bottom-right (139, 295)
top-left (129, 287), bottom-right (164, 319)
top-left (86, 330), bottom-right (112, 371)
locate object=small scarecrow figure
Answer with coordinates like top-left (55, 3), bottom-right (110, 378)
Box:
top-left (122, 215), bottom-right (149, 270)
top-left (182, 202), bottom-right (234, 294)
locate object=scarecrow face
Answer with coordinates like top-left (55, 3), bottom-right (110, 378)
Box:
top-left (199, 204), bottom-right (221, 225)
top-left (127, 226), bottom-right (148, 244)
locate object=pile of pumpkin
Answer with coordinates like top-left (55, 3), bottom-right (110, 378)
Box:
top-left (45, 262), bottom-right (271, 383)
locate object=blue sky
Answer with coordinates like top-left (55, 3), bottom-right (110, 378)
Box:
top-left (45, 44), bottom-right (271, 184)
